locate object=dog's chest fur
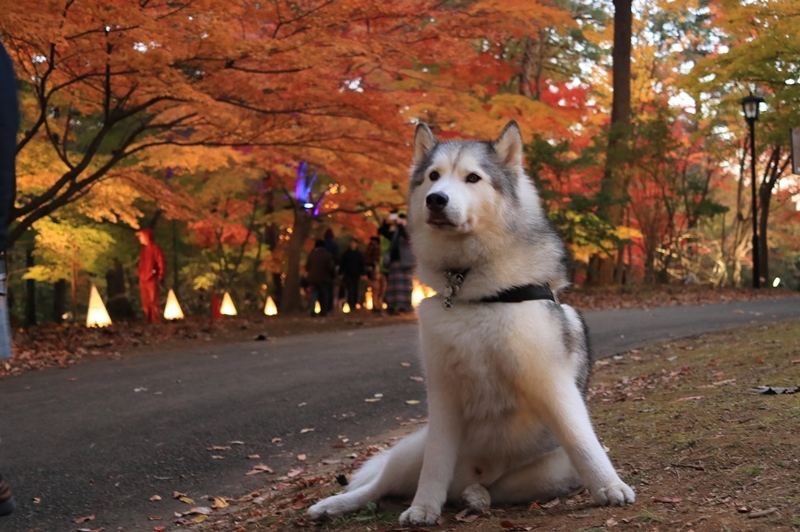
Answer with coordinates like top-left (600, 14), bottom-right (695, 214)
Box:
top-left (418, 299), bottom-right (570, 453)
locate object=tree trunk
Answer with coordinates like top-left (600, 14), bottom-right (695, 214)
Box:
top-left (279, 208), bottom-right (314, 313)
top-left (589, 0), bottom-right (633, 286)
top-left (105, 258), bottom-right (134, 320)
top-left (758, 173), bottom-right (777, 286)
top-left (52, 279), bottom-right (66, 323)
top-left (24, 246), bottom-right (36, 327)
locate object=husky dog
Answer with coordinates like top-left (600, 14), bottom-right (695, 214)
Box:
top-left (308, 121), bottom-right (635, 526)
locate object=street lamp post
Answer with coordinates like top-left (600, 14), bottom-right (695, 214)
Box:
top-left (741, 92), bottom-right (765, 289)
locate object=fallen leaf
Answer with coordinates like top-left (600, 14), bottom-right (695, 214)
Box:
top-left (271, 437), bottom-right (282, 443)
top-left (287, 467), bottom-right (304, 478)
top-left (153, 527), bottom-right (166, 532)
top-left (297, 454), bottom-right (307, 461)
top-left (400, 362), bottom-right (411, 367)
top-left (299, 427), bottom-right (315, 434)
top-left (192, 514), bottom-right (207, 523)
top-left (297, 402), bottom-right (307, 407)
top-left (230, 440), bottom-right (245, 445)
top-left (74, 515), bottom-right (95, 524)
top-left (454, 508), bottom-right (479, 523)
top-left (364, 398), bottom-right (381, 402)
top-left (247, 454), bottom-right (261, 459)
top-left (32, 497), bottom-right (41, 504)
top-left (409, 376), bottom-right (424, 382)
top-left (292, 493), bottom-right (306, 509)
top-left (207, 445), bottom-right (231, 451)
top-left (211, 497), bottom-right (229, 509)
top-left (148, 515), bottom-right (162, 521)
top-left (748, 508), bottom-right (778, 519)
top-left (149, 494), bottom-right (162, 502)
top-left (178, 496), bottom-right (195, 505)
top-left (673, 395), bottom-right (705, 403)
top-left (405, 399), bottom-right (421, 405)
top-left (134, 387), bottom-right (147, 392)
top-left (541, 498), bottom-right (561, 509)
top-left (245, 463), bottom-right (274, 475)
top-left (188, 506), bottom-right (211, 515)
top-left (211, 455), bottom-right (225, 460)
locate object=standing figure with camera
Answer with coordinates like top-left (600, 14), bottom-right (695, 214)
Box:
top-left (379, 212), bottom-right (414, 314)
top-left (0, 37), bottom-right (18, 517)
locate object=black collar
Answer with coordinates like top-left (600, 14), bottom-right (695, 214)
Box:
top-left (441, 268), bottom-right (556, 308)
top-left (478, 284), bottom-right (555, 304)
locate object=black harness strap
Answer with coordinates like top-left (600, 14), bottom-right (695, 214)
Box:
top-left (478, 284), bottom-right (555, 304)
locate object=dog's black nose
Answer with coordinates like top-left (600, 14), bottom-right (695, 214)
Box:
top-left (426, 192), bottom-right (448, 211)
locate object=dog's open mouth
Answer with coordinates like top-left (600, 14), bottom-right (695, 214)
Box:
top-left (427, 214), bottom-right (456, 227)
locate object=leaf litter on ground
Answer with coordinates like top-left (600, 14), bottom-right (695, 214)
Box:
top-left (182, 318), bottom-right (800, 531)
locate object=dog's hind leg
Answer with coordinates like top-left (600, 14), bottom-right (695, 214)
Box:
top-left (488, 447), bottom-right (581, 505)
top-left (308, 428), bottom-right (426, 520)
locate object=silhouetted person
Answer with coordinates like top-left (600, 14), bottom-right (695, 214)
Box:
top-left (339, 237), bottom-right (365, 311)
top-left (0, 38), bottom-right (17, 517)
top-left (306, 239), bottom-right (335, 316)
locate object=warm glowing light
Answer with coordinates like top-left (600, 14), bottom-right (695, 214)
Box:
top-left (342, 302), bottom-right (351, 313)
top-left (163, 289), bottom-right (184, 320)
top-left (412, 285), bottom-right (425, 307)
top-left (220, 291), bottom-right (237, 316)
top-left (264, 296), bottom-right (278, 316)
top-left (364, 288), bottom-right (373, 310)
top-left (314, 301), bottom-right (321, 314)
top-left (773, 277), bottom-right (781, 288)
top-left (86, 285), bottom-right (112, 328)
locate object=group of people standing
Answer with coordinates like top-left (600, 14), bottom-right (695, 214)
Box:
top-left (304, 211), bottom-right (414, 316)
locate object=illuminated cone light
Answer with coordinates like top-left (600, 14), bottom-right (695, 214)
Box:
top-left (163, 289), bottom-right (184, 320)
top-left (411, 283), bottom-right (426, 308)
top-left (86, 284), bottom-right (112, 328)
top-left (364, 288), bottom-right (373, 310)
top-left (314, 301), bottom-right (321, 314)
top-left (264, 296), bottom-right (278, 316)
top-left (342, 302), bottom-right (351, 314)
top-left (220, 291), bottom-right (237, 316)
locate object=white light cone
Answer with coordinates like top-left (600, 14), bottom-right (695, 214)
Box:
top-left (86, 285), bottom-right (112, 328)
top-left (164, 289), bottom-right (184, 320)
top-left (220, 291), bottom-right (237, 316)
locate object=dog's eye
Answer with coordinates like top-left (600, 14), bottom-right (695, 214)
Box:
top-left (429, 171), bottom-right (440, 181)
top-left (466, 173), bottom-right (481, 184)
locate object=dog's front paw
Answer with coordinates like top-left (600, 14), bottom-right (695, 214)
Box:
top-left (399, 504), bottom-right (441, 526)
top-left (461, 483), bottom-right (491, 513)
top-left (592, 481), bottom-right (635, 506)
top-left (307, 495), bottom-right (347, 520)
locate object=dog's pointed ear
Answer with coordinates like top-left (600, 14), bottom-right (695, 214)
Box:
top-left (494, 121), bottom-right (524, 169)
top-left (414, 123), bottom-right (436, 164)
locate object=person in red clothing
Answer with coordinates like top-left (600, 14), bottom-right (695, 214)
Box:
top-left (136, 228), bottom-right (165, 323)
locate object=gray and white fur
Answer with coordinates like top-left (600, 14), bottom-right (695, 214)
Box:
top-left (308, 121), bottom-right (634, 526)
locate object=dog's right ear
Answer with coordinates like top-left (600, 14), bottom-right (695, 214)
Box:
top-left (413, 123), bottom-right (436, 165)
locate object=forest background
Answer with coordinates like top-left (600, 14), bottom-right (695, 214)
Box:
top-left (1, 0), bottom-right (799, 325)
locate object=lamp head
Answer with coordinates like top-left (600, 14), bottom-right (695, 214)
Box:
top-left (741, 92), bottom-right (766, 122)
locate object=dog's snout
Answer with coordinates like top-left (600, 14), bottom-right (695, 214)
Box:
top-left (426, 192), bottom-right (449, 211)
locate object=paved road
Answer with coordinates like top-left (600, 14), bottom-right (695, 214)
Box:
top-left (1, 298), bottom-right (798, 530)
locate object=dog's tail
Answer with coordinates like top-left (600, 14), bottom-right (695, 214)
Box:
top-left (347, 451), bottom-right (391, 491)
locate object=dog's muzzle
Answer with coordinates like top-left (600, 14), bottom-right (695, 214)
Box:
top-left (426, 192), bottom-right (454, 226)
